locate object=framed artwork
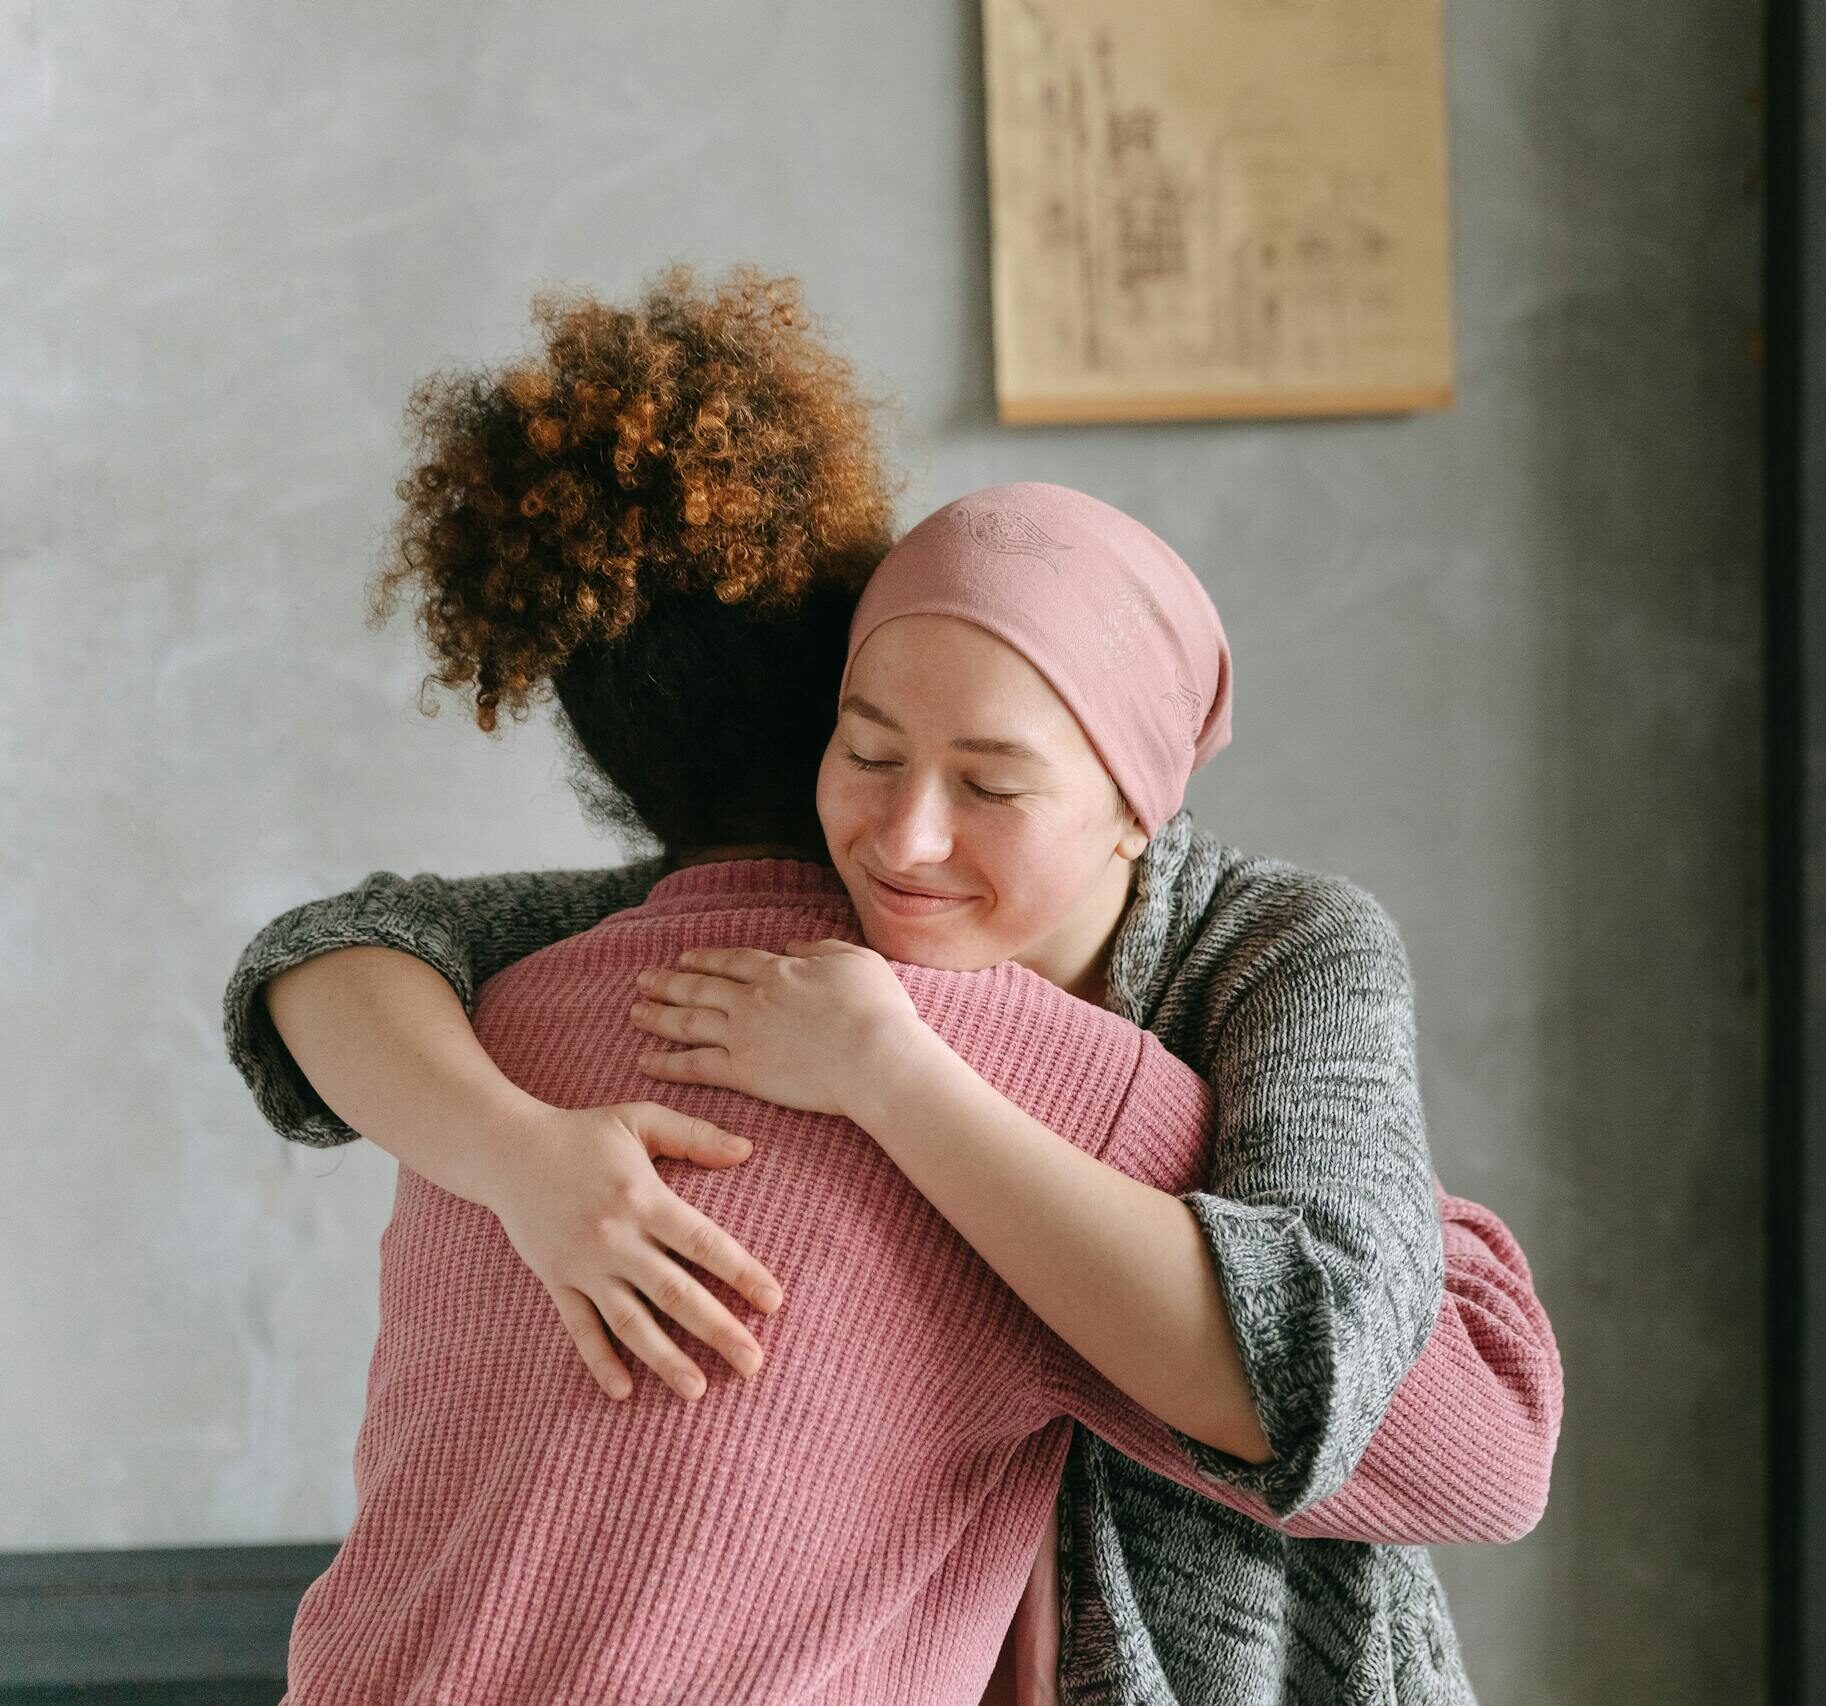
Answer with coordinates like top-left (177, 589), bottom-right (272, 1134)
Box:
top-left (981, 0), bottom-right (1457, 422)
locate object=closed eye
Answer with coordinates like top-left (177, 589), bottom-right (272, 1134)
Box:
top-left (846, 749), bottom-right (1021, 803)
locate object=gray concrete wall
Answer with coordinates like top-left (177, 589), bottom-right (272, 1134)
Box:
top-left (0, 3), bottom-right (1764, 1701)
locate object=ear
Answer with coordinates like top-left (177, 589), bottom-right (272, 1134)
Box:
top-left (1115, 808), bottom-right (1149, 863)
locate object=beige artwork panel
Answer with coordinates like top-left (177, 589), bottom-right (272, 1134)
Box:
top-left (982, 0), bottom-right (1456, 422)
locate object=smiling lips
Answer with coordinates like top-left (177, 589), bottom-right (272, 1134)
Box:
top-left (863, 868), bottom-right (976, 917)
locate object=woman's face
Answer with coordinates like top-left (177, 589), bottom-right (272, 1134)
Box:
top-left (817, 615), bottom-right (1149, 991)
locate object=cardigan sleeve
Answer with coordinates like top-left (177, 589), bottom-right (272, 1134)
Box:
top-left (1042, 1026), bottom-right (1562, 1544)
top-left (220, 859), bottom-right (668, 1148)
top-left (1163, 877), bottom-right (1448, 1518)
top-left (1092, 1181), bottom-right (1563, 1544)
top-left (1268, 1179), bottom-right (1564, 1543)
top-left (1038, 1182), bottom-right (1560, 1543)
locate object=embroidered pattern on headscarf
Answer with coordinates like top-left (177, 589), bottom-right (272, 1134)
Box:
top-left (1100, 578), bottom-right (1170, 673)
top-left (1165, 668), bottom-right (1204, 754)
top-left (945, 503), bottom-right (1073, 575)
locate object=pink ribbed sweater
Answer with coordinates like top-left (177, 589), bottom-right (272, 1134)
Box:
top-left (285, 861), bottom-right (1555, 1705)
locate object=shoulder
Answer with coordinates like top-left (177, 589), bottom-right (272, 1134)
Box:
top-left (900, 956), bottom-right (1149, 1086)
top-left (1202, 845), bottom-right (1409, 968)
top-left (1141, 830), bottom-right (1415, 1047)
top-left (888, 956), bottom-right (1158, 1155)
top-left (468, 855), bottom-right (670, 995)
top-left (480, 853), bottom-right (671, 913)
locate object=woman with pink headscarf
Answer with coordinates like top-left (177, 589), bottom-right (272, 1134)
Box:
top-left (622, 483), bottom-right (1552, 1701)
top-left (231, 481), bottom-right (1556, 1700)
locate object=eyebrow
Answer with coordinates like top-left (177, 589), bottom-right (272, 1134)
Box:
top-left (839, 695), bottom-right (1050, 765)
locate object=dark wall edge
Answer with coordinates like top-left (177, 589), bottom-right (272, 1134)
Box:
top-left (0, 1544), bottom-right (335, 1688)
top-left (1764, 0), bottom-right (1822, 1695)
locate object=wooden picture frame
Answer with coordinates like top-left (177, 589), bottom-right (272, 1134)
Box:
top-left (981, 0), bottom-right (1458, 423)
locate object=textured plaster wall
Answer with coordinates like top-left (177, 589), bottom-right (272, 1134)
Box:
top-left (0, 3), bottom-right (1764, 1701)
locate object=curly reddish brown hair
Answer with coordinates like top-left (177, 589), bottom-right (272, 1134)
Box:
top-left (365, 267), bottom-right (900, 853)
top-left (369, 264), bottom-right (897, 735)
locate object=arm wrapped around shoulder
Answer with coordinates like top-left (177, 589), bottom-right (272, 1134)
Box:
top-left (220, 861), bottom-right (666, 1147)
top-left (222, 871), bottom-right (480, 1148)
top-left (1165, 877), bottom-right (1447, 1518)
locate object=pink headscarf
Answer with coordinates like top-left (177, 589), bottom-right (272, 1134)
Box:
top-left (839, 482), bottom-right (1233, 836)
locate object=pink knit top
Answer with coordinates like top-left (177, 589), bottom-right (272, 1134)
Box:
top-left (285, 860), bottom-right (1557, 1704)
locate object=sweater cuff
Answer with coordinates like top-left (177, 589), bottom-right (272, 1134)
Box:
top-left (221, 874), bottom-right (477, 1149)
top-left (1165, 1192), bottom-right (1353, 1516)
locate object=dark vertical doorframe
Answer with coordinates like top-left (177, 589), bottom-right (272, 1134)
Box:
top-left (1763, 0), bottom-right (1821, 1695)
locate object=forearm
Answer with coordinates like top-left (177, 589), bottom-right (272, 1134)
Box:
top-left (263, 946), bottom-right (540, 1203)
top-left (853, 1031), bottom-right (1271, 1461)
top-left (224, 862), bottom-right (667, 1147)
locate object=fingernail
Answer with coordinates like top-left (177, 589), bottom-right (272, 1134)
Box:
top-left (724, 1136), bottom-right (752, 1155)
top-left (733, 1345), bottom-right (761, 1376)
top-left (608, 1375), bottom-right (631, 1400)
top-left (679, 1374), bottom-right (705, 1400)
top-left (755, 1286), bottom-right (782, 1312)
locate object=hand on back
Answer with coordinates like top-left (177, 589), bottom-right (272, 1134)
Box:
top-left (482, 1100), bottom-right (784, 1402)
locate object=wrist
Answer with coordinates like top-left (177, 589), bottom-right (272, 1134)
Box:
top-left (424, 1072), bottom-right (551, 1208)
top-left (842, 1017), bottom-right (952, 1133)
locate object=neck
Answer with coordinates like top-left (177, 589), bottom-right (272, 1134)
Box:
top-left (669, 842), bottom-right (831, 870)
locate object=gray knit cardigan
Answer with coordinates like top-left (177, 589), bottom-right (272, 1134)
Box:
top-left (222, 810), bottom-right (1477, 1704)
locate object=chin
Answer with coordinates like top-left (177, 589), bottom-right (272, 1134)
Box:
top-left (864, 916), bottom-right (990, 972)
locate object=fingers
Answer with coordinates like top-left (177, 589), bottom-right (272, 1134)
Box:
top-left (629, 1000), bottom-right (728, 1047)
top-left (550, 1286), bottom-right (634, 1401)
top-left (649, 1194), bottom-right (784, 1318)
top-left (620, 1101), bottom-right (752, 1164)
top-left (627, 1242), bottom-right (770, 1384)
top-left (637, 1046), bottom-right (733, 1087)
top-left (585, 1252), bottom-right (771, 1402)
top-left (615, 1102), bottom-right (785, 1317)
top-left (590, 1276), bottom-right (718, 1402)
top-left (635, 966), bottom-right (738, 1008)
top-left (669, 946), bottom-right (779, 981)
top-left (540, 1106), bottom-right (783, 1407)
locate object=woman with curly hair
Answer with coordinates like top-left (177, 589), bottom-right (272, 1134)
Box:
top-left (228, 267), bottom-right (1559, 1703)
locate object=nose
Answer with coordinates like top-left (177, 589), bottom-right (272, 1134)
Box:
top-left (870, 772), bottom-right (955, 873)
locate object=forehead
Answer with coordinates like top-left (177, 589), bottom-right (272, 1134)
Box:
top-left (846, 614), bottom-right (1095, 760)
top-left (851, 615), bottom-right (1054, 707)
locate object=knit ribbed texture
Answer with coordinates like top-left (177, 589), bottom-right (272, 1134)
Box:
top-left (286, 864), bottom-right (1264, 1702)
top-left (224, 817), bottom-right (1563, 1705)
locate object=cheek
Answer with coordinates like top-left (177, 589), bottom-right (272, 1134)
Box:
top-left (964, 811), bottom-right (1064, 904)
top-left (815, 751), bottom-right (855, 840)
top-left (981, 809), bottom-right (1106, 904)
